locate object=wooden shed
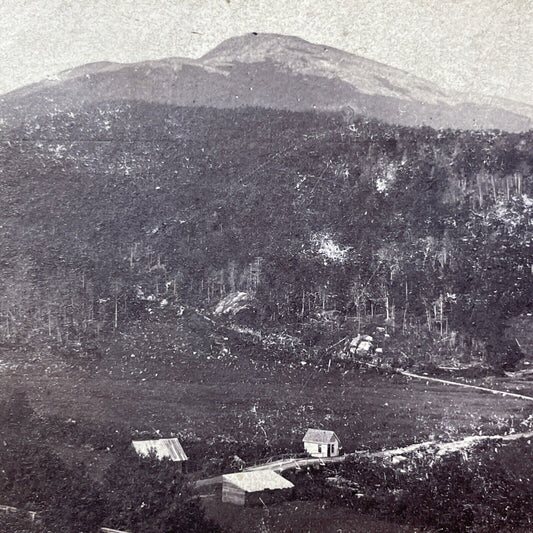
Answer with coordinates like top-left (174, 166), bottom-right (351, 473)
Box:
top-left (131, 438), bottom-right (188, 472)
top-left (303, 429), bottom-right (341, 458)
top-left (221, 470), bottom-right (294, 506)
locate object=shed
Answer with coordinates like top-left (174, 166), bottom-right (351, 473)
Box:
top-left (303, 429), bottom-right (341, 458)
top-left (131, 438), bottom-right (188, 471)
top-left (222, 470), bottom-right (294, 506)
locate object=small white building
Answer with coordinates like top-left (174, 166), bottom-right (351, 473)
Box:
top-left (222, 470), bottom-right (294, 506)
top-left (302, 429), bottom-right (341, 458)
top-left (131, 438), bottom-right (188, 472)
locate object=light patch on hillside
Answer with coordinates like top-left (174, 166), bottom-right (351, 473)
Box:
top-left (376, 163), bottom-right (397, 194)
top-left (312, 233), bottom-right (349, 263)
top-left (493, 197), bottom-right (532, 229)
top-left (522, 194), bottom-right (533, 207)
top-left (49, 144), bottom-right (66, 159)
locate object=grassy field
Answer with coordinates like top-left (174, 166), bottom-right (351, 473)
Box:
top-left (1, 315), bottom-right (533, 533)
top-left (1, 340), bottom-right (531, 456)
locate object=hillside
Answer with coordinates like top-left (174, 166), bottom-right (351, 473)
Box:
top-left (1, 102), bottom-right (533, 369)
top-left (1, 33), bottom-right (532, 131)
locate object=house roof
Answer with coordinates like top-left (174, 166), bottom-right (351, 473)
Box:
top-left (302, 429), bottom-right (340, 444)
top-left (222, 470), bottom-right (294, 493)
top-left (131, 438), bottom-right (188, 462)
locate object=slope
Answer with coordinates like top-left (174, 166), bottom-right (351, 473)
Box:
top-left (1, 102), bottom-right (533, 369)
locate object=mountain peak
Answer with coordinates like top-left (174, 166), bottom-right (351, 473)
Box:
top-left (1, 33), bottom-right (532, 132)
top-left (202, 33), bottom-right (314, 55)
top-left (202, 32), bottom-right (376, 69)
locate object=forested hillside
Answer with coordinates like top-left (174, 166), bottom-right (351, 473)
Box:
top-left (1, 103), bottom-right (533, 368)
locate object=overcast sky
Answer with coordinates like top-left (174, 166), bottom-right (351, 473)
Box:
top-left (1, 0), bottom-right (531, 105)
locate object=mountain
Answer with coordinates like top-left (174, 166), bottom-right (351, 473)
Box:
top-left (1, 33), bottom-right (532, 132)
top-left (1, 33), bottom-right (533, 371)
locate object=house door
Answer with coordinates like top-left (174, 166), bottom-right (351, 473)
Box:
top-left (327, 444), bottom-right (331, 457)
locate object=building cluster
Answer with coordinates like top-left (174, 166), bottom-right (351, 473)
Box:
top-left (132, 428), bottom-right (341, 506)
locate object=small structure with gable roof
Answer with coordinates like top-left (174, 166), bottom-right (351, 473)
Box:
top-left (303, 429), bottom-right (341, 458)
top-left (221, 470), bottom-right (294, 506)
top-left (131, 438), bottom-right (188, 472)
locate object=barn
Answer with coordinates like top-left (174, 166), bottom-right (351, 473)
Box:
top-left (303, 429), bottom-right (341, 458)
top-left (131, 438), bottom-right (188, 472)
top-left (221, 470), bottom-right (294, 506)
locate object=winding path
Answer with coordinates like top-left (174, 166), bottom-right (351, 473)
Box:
top-left (397, 369), bottom-right (533, 402)
top-left (194, 430), bottom-right (533, 488)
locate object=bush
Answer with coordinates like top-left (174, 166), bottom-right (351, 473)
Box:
top-left (102, 448), bottom-right (220, 533)
top-left (296, 440), bottom-right (533, 532)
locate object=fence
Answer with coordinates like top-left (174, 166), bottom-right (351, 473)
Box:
top-left (0, 506), bottom-right (130, 532)
top-left (0, 504), bottom-right (38, 522)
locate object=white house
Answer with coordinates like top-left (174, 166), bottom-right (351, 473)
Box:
top-left (131, 438), bottom-right (188, 471)
top-left (302, 429), bottom-right (341, 458)
top-left (222, 470), bottom-right (294, 506)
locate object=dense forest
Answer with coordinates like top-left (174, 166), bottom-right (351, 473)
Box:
top-left (1, 103), bottom-right (533, 368)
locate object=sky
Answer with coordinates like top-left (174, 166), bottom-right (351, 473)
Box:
top-left (0, 0), bottom-right (532, 105)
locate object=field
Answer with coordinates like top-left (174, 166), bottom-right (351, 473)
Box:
top-left (1, 334), bottom-right (531, 457)
top-left (202, 499), bottom-right (420, 533)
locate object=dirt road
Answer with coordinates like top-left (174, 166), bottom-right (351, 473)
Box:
top-left (243, 430), bottom-right (533, 473)
top-left (398, 369), bottom-right (533, 401)
top-left (194, 429), bottom-right (533, 487)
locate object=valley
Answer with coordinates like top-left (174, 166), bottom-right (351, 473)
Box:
top-left (1, 314), bottom-right (532, 532)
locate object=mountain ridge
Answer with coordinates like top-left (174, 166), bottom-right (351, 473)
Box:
top-left (0, 33), bottom-right (532, 132)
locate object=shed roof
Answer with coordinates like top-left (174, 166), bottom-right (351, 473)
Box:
top-left (302, 429), bottom-right (340, 444)
top-left (131, 438), bottom-right (188, 462)
top-left (222, 470), bottom-right (294, 493)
